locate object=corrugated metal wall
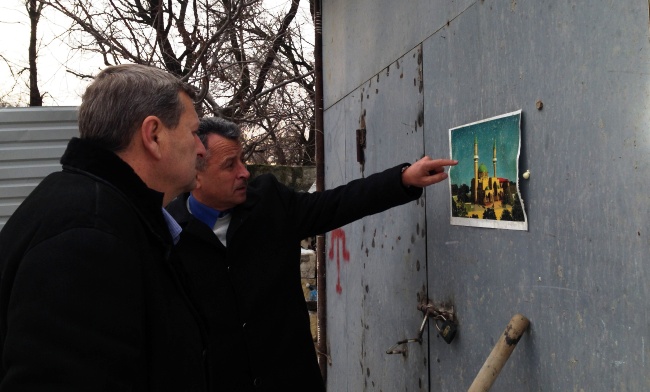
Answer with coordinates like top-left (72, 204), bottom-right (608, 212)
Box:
top-left (322, 1), bottom-right (650, 390)
top-left (0, 107), bottom-right (78, 231)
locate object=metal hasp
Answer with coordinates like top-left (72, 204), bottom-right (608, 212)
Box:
top-left (386, 300), bottom-right (458, 354)
top-left (468, 314), bottom-right (530, 392)
top-left (418, 301), bottom-right (457, 344)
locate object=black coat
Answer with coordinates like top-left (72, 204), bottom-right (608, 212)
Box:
top-left (0, 138), bottom-right (208, 391)
top-left (167, 164), bottom-right (422, 391)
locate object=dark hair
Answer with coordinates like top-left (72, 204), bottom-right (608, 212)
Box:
top-left (78, 64), bottom-right (196, 152)
top-left (197, 117), bottom-right (242, 146)
top-left (196, 117), bottom-right (243, 171)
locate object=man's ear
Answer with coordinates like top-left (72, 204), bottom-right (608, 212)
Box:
top-left (140, 115), bottom-right (164, 159)
top-left (194, 172), bottom-right (203, 190)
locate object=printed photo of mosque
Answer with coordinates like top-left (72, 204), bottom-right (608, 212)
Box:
top-left (448, 110), bottom-right (527, 230)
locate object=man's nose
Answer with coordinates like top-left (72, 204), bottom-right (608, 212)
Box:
top-left (239, 163), bottom-right (250, 179)
top-left (195, 134), bottom-right (206, 157)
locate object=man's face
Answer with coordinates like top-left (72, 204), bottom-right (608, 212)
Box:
top-left (160, 92), bottom-right (204, 195)
top-left (193, 133), bottom-right (250, 211)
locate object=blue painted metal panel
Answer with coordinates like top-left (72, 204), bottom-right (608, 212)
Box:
top-left (423, 1), bottom-right (650, 390)
top-left (323, 0), bottom-right (650, 390)
top-left (322, 0), bottom-right (475, 108)
top-left (324, 46), bottom-right (430, 391)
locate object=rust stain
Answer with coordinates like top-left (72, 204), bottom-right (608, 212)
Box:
top-left (417, 45), bottom-right (424, 93)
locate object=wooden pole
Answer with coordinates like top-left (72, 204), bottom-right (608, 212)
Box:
top-left (468, 314), bottom-right (530, 392)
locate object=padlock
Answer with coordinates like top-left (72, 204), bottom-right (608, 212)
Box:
top-left (435, 317), bottom-right (457, 344)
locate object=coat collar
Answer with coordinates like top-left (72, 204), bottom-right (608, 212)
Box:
top-left (60, 137), bottom-right (170, 242)
top-left (167, 193), bottom-right (223, 248)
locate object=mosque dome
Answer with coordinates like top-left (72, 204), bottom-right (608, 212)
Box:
top-left (478, 163), bottom-right (488, 173)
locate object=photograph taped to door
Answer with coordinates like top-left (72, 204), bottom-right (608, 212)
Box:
top-left (448, 110), bottom-right (527, 231)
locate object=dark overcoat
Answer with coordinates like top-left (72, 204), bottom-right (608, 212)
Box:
top-left (167, 164), bottom-right (422, 391)
top-left (0, 138), bottom-right (208, 391)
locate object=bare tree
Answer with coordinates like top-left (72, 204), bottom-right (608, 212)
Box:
top-left (0, 53), bottom-right (23, 106)
top-left (44, 0), bottom-right (315, 165)
top-left (0, 1), bottom-right (46, 107)
top-left (27, 0), bottom-right (44, 106)
top-left (0, 88), bottom-right (13, 107)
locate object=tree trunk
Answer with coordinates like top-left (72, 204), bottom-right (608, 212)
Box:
top-left (28, 0), bottom-right (43, 106)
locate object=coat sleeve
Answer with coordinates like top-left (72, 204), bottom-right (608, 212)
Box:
top-left (1, 228), bottom-right (145, 391)
top-left (285, 164), bottom-right (423, 238)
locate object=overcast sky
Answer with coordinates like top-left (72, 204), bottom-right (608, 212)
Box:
top-left (0, 0), bottom-right (302, 107)
top-left (0, 0), bottom-right (102, 106)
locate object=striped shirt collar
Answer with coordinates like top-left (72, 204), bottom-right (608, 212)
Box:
top-left (161, 208), bottom-right (182, 245)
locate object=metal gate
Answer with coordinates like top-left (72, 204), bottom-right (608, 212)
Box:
top-left (325, 45), bottom-right (430, 391)
top-left (323, 1), bottom-right (650, 390)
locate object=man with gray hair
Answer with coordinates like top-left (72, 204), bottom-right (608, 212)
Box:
top-left (0, 64), bottom-right (208, 391)
top-left (167, 116), bottom-right (457, 391)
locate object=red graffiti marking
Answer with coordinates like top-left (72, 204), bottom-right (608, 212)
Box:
top-left (328, 228), bottom-right (350, 294)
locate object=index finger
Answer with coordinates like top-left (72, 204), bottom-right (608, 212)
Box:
top-left (424, 158), bottom-right (458, 168)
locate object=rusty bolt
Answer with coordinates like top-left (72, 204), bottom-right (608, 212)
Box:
top-left (535, 100), bottom-right (544, 110)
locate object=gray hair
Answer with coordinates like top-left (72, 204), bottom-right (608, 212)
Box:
top-left (78, 64), bottom-right (196, 152)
